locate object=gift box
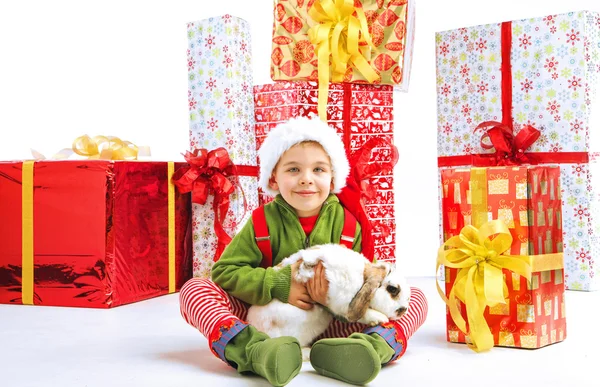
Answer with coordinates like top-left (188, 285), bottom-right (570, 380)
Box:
top-left (0, 160), bottom-right (192, 308)
top-left (254, 81), bottom-right (397, 262)
top-left (438, 166), bottom-right (566, 351)
top-left (187, 15), bottom-right (259, 278)
top-left (271, 0), bottom-right (415, 120)
top-left (271, 0), bottom-right (415, 89)
top-left (436, 11), bottom-right (600, 291)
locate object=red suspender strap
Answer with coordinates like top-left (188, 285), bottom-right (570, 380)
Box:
top-left (341, 207), bottom-right (357, 250)
top-left (252, 206), bottom-right (273, 268)
top-left (254, 206), bottom-right (356, 268)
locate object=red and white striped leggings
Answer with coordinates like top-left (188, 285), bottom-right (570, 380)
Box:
top-left (180, 278), bottom-right (428, 364)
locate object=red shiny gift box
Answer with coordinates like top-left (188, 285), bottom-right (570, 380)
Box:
top-left (254, 81), bottom-right (397, 262)
top-left (0, 160), bottom-right (192, 308)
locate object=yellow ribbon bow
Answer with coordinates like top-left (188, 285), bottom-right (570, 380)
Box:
top-left (308, 0), bottom-right (379, 121)
top-left (33, 135), bottom-right (150, 161)
top-left (436, 220), bottom-right (533, 352)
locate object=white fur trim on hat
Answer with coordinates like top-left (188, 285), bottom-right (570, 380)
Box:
top-left (258, 116), bottom-right (350, 197)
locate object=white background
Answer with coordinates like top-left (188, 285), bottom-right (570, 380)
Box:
top-left (1, 0), bottom-right (599, 277)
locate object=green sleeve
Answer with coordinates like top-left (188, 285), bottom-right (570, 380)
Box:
top-left (211, 218), bottom-right (292, 306)
top-left (352, 221), bottom-right (362, 253)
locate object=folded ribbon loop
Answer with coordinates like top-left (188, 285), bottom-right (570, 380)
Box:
top-left (172, 147), bottom-right (257, 261)
top-left (308, 0), bottom-right (379, 121)
top-left (474, 121), bottom-right (540, 166)
top-left (33, 135), bottom-right (150, 161)
top-left (337, 137), bottom-right (399, 262)
top-left (436, 219), bottom-right (533, 352)
top-left (172, 148), bottom-right (235, 259)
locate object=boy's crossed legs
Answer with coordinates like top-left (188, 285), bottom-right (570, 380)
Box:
top-left (180, 278), bottom-right (427, 386)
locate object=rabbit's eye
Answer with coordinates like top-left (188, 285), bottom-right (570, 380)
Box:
top-left (386, 285), bottom-right (400, 297)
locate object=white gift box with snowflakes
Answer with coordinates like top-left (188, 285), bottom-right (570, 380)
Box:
top-left (436, 11), bottom-right (600, 290)
top-left (187, 15), bottom-right (258, 278)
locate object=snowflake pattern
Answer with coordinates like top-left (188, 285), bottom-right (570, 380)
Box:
top-left (436, 11), bottom-right (600, 291)
top-left (187, 15), bottom-right (259, 278)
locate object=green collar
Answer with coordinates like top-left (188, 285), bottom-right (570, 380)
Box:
top-left (273, 194), bottom-right (339, 216)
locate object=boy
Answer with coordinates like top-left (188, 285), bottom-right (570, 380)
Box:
top-left (180, 116), bottom-right (428, 386)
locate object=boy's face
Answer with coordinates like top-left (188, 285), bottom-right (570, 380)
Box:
top-left (269, 142), bottom-right (334, 217)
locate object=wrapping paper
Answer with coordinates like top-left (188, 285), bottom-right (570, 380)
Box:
top-left (0, 160), bottom-right (192, 308)
top-left (271, 0), bottom-right (415, 90)
top-left (436, 11), bottom-right (600, 290)
top-left (254, 81), bottom-right (396, 262)
top-left (187, 15), bottom-right (259, 278)
top-left (440, 166), bottom-right (566, 349)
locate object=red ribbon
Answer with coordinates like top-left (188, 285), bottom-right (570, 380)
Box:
top-left (172, 148), bottom-right (259, 261)
top-left (337, 137), bottom-right (399, 262)
top-left (472, 121), bottom-right (540, 166)
top-left (438, 21), bottom-right (589, 168)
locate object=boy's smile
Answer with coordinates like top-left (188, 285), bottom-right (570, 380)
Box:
top-left (268, 142), bottom-right (334, 217)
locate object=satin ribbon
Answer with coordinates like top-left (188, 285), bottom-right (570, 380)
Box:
top-left (172, 148), bottom-right (259, 260)
top-left (167, 162), bottom-right (176, 293)
top-left (308, 0), bottom-right (379, 121)
top-left (441, 120), bottom-right (581, 167)
top-left (337, 137), bottom-right (399, 262)
top-left (33, 135), bottom-right (150, 161)
top-left (21, 161), bottom-right (34, 305)
top-left (436, 167), bottom-right (563, 352)
top-left (473, 121), bottom-right (540, 166)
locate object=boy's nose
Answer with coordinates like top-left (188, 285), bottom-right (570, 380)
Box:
top-left (299, 172), bottom-right (314, 185)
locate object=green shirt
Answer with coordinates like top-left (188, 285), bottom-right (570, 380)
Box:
top-left (211, 194), bottom-right (362, 306)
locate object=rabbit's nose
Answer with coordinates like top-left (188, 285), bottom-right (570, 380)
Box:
top-left (396, 307), bottom-right (407, 317)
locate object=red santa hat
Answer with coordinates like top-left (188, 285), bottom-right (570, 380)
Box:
top-left (258, 116), bottom-right (350, 197)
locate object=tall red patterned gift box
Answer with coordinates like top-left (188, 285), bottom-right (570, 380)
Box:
top-left (436, 11), bottom-right (600, 291)
top-left (437, 166), bottom-right (566, 351)
top-left (0, 160), bottom-right (192, 308)
top-left (254, 81), bottom-right (397, 262)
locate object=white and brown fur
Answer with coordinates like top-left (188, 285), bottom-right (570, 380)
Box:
top-left (246, 244), bottom-right (410, 360)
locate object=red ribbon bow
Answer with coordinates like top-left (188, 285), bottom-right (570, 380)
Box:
top-left (473, 121), bottom-right (540, 166)
top-left (337, 137), bottom-right (399, 262)
top-left (172, 148), bottom-right (250, 260)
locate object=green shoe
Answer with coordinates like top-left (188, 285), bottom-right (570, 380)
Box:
top-left (310, 337), bottom-right (381, 385)
top-left (249, 336), bottom-right (302, 386)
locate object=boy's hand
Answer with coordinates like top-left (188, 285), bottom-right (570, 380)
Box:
top-left (288, 260), bottom-right (314, 310)
top-left (307, 262), bottom-right (329, 306)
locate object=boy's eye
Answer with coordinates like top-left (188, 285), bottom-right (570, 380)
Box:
top-left (287, 167), bottom-right (299, 172)
top-left (314, 167), bottom-right (326, 172)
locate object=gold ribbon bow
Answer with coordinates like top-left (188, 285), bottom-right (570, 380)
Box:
top-left (308, 0), bottom-right (379, 121)
top-left (436, 219), bottom-right (563, 352)
top-left (33, 135), bottom-right (150, 161)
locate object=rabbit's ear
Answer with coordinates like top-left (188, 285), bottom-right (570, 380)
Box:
top-left (347, 264), bottom-right (387, 322)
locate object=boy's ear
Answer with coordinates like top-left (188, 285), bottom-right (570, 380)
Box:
top-left (268, 175), bottom-right (279, 191)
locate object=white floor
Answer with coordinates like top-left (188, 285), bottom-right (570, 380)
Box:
top-left (1, 276), bottom-right (598, 387)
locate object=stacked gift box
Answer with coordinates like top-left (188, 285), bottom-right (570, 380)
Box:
top-left (254, 81), bottom-right (398, 261)
top-left (434, 10), bottom-right (600, 351)
top-left (438, 166), bottom-right (567, 350)
top-left (252, 0), bottom-right (416, 263)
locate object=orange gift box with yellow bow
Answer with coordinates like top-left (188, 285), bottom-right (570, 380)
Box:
top-left (438, 166), bottom-right (566, 351)
top-left (271, 0), bottom-right (414, 120)
top-left (271, 0), bottom-right (413, 86)
top-left (0, 160), bottom-right (193, 308)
